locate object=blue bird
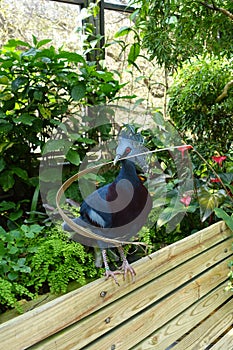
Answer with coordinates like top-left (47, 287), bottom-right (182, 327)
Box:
top-left (63, 128), bottom-right (152, 284)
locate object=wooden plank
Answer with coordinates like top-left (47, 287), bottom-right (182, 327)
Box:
top-left (83, 259), bottom-right (230, 350)
top-left (29, 238), bottom-right (232, 350)
top-left (0, 222), bottom-right (230, 350)
top-left (174, 297), bottom-right (233, 349)
top-left (211, 328), bottom-right (233, 350)
top-left (132, 284), bottom-right (232, 350)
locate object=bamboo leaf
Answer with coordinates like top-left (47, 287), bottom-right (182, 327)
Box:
top-left (114, 26), bottom-right (132, 38)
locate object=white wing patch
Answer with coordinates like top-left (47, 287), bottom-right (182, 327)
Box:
top-left (88, 209), bottom-right (106, 228)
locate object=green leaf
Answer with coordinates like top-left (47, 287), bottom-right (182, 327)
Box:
top-left (219, 173), bottom-right (233, 184)
top-left (19, 114), bottom-right (36, 126)
top-left (9, 246), bottom-right (18, 254)
top-left (83, 173), bottom-right (105, 183)
top-left (57, 51), bottom-right (85, 63)
top-left (33, 90), bottom-right (43, 101)
top-left (0, 158), bottom-right (6, 172)
top-left (75, 136), bottom-right (95, 144)
top-left (0, 170), bottom-right (15, 191)
top-left (38, 105), bottom-right (51, 119)
top-left (114, 26), bottom-right (132, 38)
top-left (36, 39), bottom-right (52, 48)
top-left (32, 35), bottom-right (38, 47)
top-left (7, 272), bottom-right (18, 281)
top-left (39, 168), bottom-right (62, 182)
top-left (128, 43), bottom-right (140, 65)
top-left (11, 166), bottom-right (28, 180)
top-left (0, 142), bottom-right (14, 154)
top-left (25, 230), bottom-right (35, 239)
top-left (17, 257), bottom-right (26, 267)
top-left (0, 201), bottom-right (16, 211)
top-left (30, 224), bottom-right (43, 233)
top-left (132, 98), bottom-right (145, 109)
top-left (157, 205), bottom-right (186, 227)
top-left (20, 266), bottom-right (31, 273)
top-left (11, 76), bottom-right (28, 92)
top-left (4, 39), bottom-right (31, 48)
top-left (0, 226), bottom-right (7, 235)
top-left (214, 208), bottom-right (233, 231)
top-left (21, 224), bottom-right (41, 238)
top-left (0, 119), bottom-right (13, 133)
top-left (71, 83), bottom-right (86, 101)
top-left (9, 209), bottom-right (23, 221)
top-left (101, 83), bottom-right (115, 95)
top-left (198, 187), bottom-right (226, 222)
top-left (66, 149), bottom-right (80, 166)
top-left (43, 139), bottom-right (71, 153)
top-left (0, 242), bottom-right (6, 257)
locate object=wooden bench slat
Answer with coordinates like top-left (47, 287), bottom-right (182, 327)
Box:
top-left (174, 297), bottom-right (233, 349)
top-left (132, 283), bottom-right (232, 350)
top-left (29, 238), bottom-right (232, 350)
top-left (0, 222), bottom-right (231, 350)
top-left (82, 259), bottom-right (229, 350)
top-left (210, 327), bottom-right (233, 350)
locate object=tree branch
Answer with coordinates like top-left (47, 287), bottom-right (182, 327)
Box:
top-left (199, 1), bottom-right (233, 20)
top-left (216, 80), bottom-right (233, 102)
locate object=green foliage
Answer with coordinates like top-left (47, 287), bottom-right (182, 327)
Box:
top-left (168, 57), bottom-right (233, 156)
top-left (215, 208), bottom-right (233, 231)
top-left (0, 37), bottom-right (126, 227)
top-left (0, 223), bottom-right (42, 312)
top-left (132, 0), bottom-right (233, 70)
top-left (25, 226), bottom-right (101, 294)
top-left (0, 278), bottom-right (34, 312)
top-left (0, 223), bottom-right (103, 312)
top-left (0, 224), bottom-right (42, 281)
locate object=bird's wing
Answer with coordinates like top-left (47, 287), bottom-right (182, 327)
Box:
top-left (80, 183), bottom-right (114, 228)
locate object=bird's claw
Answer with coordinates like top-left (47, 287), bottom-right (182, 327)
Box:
top-left (104, 269), bottom-right (122, 286)
top-left (120, 261), bottom-right (136, 282)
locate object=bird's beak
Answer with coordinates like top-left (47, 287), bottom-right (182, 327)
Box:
top-left (113, 154), bottom-right (121, 165)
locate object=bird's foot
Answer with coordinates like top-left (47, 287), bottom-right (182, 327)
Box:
top-left (104, 268), bottom-right (122, 286)
top-left (120, 260), bottom-right (136, 282)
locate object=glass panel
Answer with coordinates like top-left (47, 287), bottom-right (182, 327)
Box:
top-left (105, 9), bottom-right (165, 110)
top-left (0, 0), bottom-right (82, 50)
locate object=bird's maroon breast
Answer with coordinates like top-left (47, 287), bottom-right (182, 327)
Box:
top-left (110, 182), bottom-right (152, 229)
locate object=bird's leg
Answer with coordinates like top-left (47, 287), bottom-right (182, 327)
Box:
top-left (117, 246), bottom-right (136, 282)
top-left (101, 249), bottom-right (122, 286)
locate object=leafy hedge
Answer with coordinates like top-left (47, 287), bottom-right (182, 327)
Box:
top-left (0, 37), bottom-right (125, 228)
top-left (168, 57), bottom-right (233, 156)
top-left (0, 224), bottom-right (103, 313)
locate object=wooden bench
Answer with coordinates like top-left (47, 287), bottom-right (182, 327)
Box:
top-left (0, 221), bottom-right (232, 349)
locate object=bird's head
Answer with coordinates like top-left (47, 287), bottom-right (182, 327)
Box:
top-left (113, 125), bottom-right (146, 168)
top-left (114, 139), bottom-right (133, 165)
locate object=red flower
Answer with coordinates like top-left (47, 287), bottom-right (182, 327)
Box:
top-left (178, 145), bottom-right (193, 159)
top-left (210, 178), bottom-right (221, 183)
top-left (180, 195), bottom-right (192, 207)
top-left (212, 155), bottom-right (227, 166)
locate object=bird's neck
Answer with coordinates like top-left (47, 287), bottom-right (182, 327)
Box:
top-left (116, 159), bottom-right (140, 184)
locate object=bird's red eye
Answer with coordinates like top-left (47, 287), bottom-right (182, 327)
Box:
top-left (125, 147), bottom-right (131, 154)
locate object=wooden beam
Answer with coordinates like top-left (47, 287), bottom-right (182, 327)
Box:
top-left (134, 285), bottom-right (232, 350)
top-left (30, 238), bottom-right (232, 349)
top-left (0, 222), bottom-right (231, 350)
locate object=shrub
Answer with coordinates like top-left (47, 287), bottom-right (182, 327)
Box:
top-left (0, 223), bottom-right (103, 313)
top-left (0, 37), bottom-right (125, 228)
top-left (168, 57), bottom-right (233, 157)
top-left (25, 225), bottom-right (102, 294)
